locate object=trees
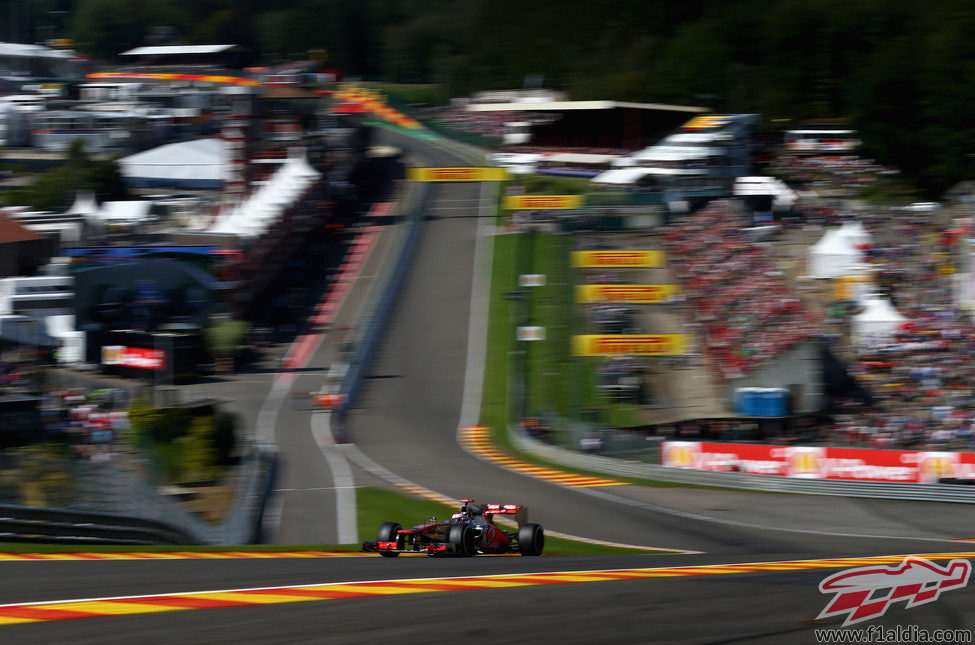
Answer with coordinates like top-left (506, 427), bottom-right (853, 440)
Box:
top-left (2, 140), bottom-right (129, 211)
top-left (54, 0), bottom-right (975, 196)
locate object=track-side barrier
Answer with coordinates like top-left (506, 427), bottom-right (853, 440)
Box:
top-left (510, 427), bottom-right (975, 504)
top-left (0, 503), bottom-right (197, 545)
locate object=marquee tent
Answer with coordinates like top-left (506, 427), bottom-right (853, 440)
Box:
top-left (119, 138), bottom-right (227, 189)
top-left (208, 152), bottom-right (320, 239)
top-left (852, 298), bottom-right (907, 347)
top-left (836, 220), bottom-right (871, 247)
top-left (808, 228), bottom-right (864, 278)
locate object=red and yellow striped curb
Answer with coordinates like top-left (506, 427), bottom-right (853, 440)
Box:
top-left (393, 482), bottom-right (463, 506)
top-left (460, 425), bottom-right (626, 487)
top-left (332, 88), bottom-right (421, 129)
top-left (0, 551), bottom-right (368, 562)
top-left (3, 552), bottom-right (975, 625)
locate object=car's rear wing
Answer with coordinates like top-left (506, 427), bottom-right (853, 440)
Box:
top-left (484, 504), bottom-right (527, 527)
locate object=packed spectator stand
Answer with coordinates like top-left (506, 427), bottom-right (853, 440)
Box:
top-left (660, 200), bottom-right (820, 380)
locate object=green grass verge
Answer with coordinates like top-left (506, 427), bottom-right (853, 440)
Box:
top-left (478, 220), bottom-right (781, 494)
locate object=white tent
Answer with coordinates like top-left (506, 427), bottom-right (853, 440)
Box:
top-left (808, 228), bottom-right (864, 278)
top-left (98, 201), bottom-right (153, 226)
top-left (734, 176), bottom-right (798, 209)
top-left (63, 191), bottom-right (101, 237)
top-left (836, 220), bottom-right (871, 247)
top-left (119, 138), bottom-right (227, 189)
top-left (852, 298), bottom-right (907, 347)
top-left (66, 191), bottom-right (98, 218)
top-left (208, 151), bottom-right (320, 239)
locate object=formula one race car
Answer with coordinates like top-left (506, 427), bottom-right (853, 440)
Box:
top-left (362, 499), bottom-right (544, 557)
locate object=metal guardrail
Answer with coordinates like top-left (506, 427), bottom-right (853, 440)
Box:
top-left (336, 183), bottom-right (429, 422)
top-left (510, 427), bottom-right (975, 504)
top-left (72, 448), bottom-right (275, 545)
top-left (0, 503), bottom-right (197, 545)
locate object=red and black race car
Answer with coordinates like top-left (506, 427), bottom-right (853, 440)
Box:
top-left (362, 499), bottom-right (544, 557)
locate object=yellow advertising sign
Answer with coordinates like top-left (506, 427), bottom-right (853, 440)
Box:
top-left (832, 275), bottom-right (873, 301)
top-left (408, 167), bottom-right (509, 182)
top-left (572, 334), bottom-right (689, 356)
top-left (503, 194), bottom-right (584, 210)
top-left (576, 284), bottom-right (679, 303)
top-left (571, 250), bottom-right (665, 268)
top-left (682, 115), bottom-right (730, 130)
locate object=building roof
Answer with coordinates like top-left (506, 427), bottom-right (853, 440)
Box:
top-left (120, 45), bottom-right (237, 56)
top-left (467, 100), bottom-right (706, 114)
top-left (542, 152), bottom-right (619, 165)
top-left (0, 42), bottom-right (74, 59)
top-left (0, 212), bottom-right (43, 244)
top-left (119, 138), bottom-right (226, 189)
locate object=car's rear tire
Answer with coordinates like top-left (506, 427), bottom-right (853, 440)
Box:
top-left (377, 522), bottom-right (402, 557)
top-left (448, 524), bottom-right (475, 557)
top-left (518, 523), bottom-right (544, 556)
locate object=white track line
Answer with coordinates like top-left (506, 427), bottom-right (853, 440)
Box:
top-left (312, 411), bottom-right (357, 544)
top-left (458, 180), bottom-right (495, 429)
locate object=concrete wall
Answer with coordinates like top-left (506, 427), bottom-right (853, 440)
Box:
top-left (725, 339), bottom-right (823, 414)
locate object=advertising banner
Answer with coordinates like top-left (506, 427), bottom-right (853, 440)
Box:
top-left (408, 167), bottom-right (509, 182)
top-left (682, 115), bottom-right (731, 130)
top-left (101, 346), bottom-right (166, 370)
top-left (660, 441), bottom-right (975, 484)
top-left (576, 284), bottom-right (679, 303)
top-left (571, 250), bottom-right (665, 268)
top-left (517, 326), bottom-right (546, 341)
top-left (503, 195), bottom-right (584, 210)
top-left (572, 334), bottom-right (688, 356)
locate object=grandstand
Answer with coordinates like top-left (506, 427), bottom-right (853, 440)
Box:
top-left (659, 200), bottom-right (823, 415)
top-left (468, 99), bottom-right (706, 152)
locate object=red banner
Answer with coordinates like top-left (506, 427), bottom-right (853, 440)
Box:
top-left (102, 346), bottom-right (166, 370)
top-left (661, 441), bottom-right (975, 484)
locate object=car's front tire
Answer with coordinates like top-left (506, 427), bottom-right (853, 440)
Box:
top-left (377, 522), bottom-right (402, 557)
top-left (448, 524), bottom-right (475, 557)
top-left (517, 523), bottom-right (544, 556)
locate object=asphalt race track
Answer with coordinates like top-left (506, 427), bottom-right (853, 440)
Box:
top-left (4, 128), bottom-right (975, 643)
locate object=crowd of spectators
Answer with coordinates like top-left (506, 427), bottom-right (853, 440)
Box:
top-left (631, 157), bottom-right (715, 170)
top-left (817, 208), bottom-right (975, 451)
top-left (421, 105), bottom-right (525, 140)
top-left (732, 142), bottom-right (975, 451)
top-left (767, 154), bottom-right (897, 196)
top-left (660, 200), bottom-right (820, 379)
